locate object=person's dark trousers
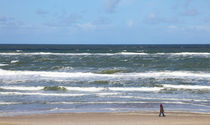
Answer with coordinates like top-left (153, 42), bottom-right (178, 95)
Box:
top-left (159, 112), bottom-right (165, 117)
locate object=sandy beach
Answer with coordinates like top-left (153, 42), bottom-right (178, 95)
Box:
top-left (0, 112), bottom-right (210, 125)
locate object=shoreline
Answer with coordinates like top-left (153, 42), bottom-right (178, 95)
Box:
top-left (1, 109), bottom-right (210, 117)
top-left (1, 112), bottom-right (210, 125)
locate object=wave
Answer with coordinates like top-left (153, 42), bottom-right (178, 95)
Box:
top-left (96, 92), bottom-right (119, 96)
top-left (163, 84), bottom-right (210, 90)
top-left (0, 92), bottom-right (85, 97)
top-left (43, 86), bottom-right (67, 91)
top-left (43, 86), bottom-right (105, 92)
top-left (16, 50), bottom-right (23, 53)
top-left (66, 87), bottom-right (105, 92)
top-left (0, 64), bottom-right (8, 66)
top-left (157, 52), bottom-right (210, 56)
top-left (96, 69), bottom-right (125, 74)
top-left (0, 52), bottom-right (147, 56)
top-left (92, 80), bottom-right (110, 84)
top-left (0, 101), bottom-right (188, 105)
top-left (1, 86), bottom-right (159, 92)
top-left (0, 86), bottom-right (107, 92)
top-left (161, 84), bottom-right (210, 94)
top-left (10, 60), bottom-right (19, 63)
top-left (0, 102), bottom-right (22, 105)
top-left (0, 52), bottom-right (210, 56)
top-left (116, 52), bottom-right (148, 55)
top-left (0, 69), bottom-right (210, 80)
top-left (1, 84), bottom-right (210, 92)
top-left (0, 86), bottom-right (161, 92)
top-left (47, 101), bottom-right (188, 105)
top-left (111, 96), bottom-right (210, 102)
top-left (0, 86), bottom-right (105, 92)
top-left (108, 87), bottom-right (162, 92)
top-left (0, 86), bottom-right (43, 91)
top-left (50, 66), bottom-right (73, 71)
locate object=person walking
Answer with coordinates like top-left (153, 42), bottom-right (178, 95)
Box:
top-left (159, 104), bottom-right (165, 117)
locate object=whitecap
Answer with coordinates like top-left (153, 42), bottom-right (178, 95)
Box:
top-left (10, 60), bottom-right (19, 63)
top-left (66, 87), bottom-right (105, 92)
top-left (0, 102), bottom-right (22, 105)
top-left (0, 86), bottom-right (43, 91)
top-left (0, 52), bottom-right (210, 56)
top-left (163, 84), bottom-right (210, 90)
top-left (0, 92), bottom-right (86, 97)
top-left (0, 64), bottom-right (8, 66)
top-left (96, 92), bottom-right (119, 96)
top-left (108, 87), bottom-right (162, 92)
top-left (16, 50), bottom-right (22, 53)
top-left (0, 70), bottom-right (210, 83)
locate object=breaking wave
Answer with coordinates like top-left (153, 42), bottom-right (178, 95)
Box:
top-left (0, 52), bottom-right (210, 56)
top-left (0, 69), bottom-right (210, 80)
top-left (1, 84), bottom-right (210, 93)
top-left (0, 64), bottom-right (8, 66)
top-left (96, 69), bottom-right (126, 74)
top-left (43, 86), bottom-right (67, 91)
top-left (0, 92), bottom-right (85, 97)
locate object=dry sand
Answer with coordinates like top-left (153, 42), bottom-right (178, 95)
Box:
top-left (0, 112), bottom-right (210, 125)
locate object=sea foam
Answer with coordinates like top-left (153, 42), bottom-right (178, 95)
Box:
top-left (163, 84), bottom-right (210, 90)
top-left (0, 64), bottom-right (8, 66)
top-left (0, 70), bottom-right (210, 83)
top-left (0, 92), bottom-right (85, 97)
top-left (1, 84), bottom-right (209, 92)
top-left (0, 69), bottom-right (210, 78)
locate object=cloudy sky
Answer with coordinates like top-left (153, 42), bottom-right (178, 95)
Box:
top-left (0, 0), bottom-right (210, 44)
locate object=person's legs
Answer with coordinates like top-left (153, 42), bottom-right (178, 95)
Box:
top-left (162, 112), bottom-right (165, 117)
top-left (159, 112), bottom-right (165, 117)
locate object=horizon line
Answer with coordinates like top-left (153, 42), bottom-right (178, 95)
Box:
top-left (0, 43), bottom-right (210, 45)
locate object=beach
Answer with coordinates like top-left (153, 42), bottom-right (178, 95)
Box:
top-left (0, 112), bottom-right (210, 125)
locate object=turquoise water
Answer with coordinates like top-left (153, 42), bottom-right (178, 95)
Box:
top-left (0, 44), bottom-right (210, 115)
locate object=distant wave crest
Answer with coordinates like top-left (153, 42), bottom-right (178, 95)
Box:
top-left (1, 84), bottom-right (210, 93)
top-left (0, 52), bottom-right (210, 56)
top-left (0, 69), bottom-right (210, 79)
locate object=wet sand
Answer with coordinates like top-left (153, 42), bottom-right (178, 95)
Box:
top-left (0, 112), bottom-right (210, 125)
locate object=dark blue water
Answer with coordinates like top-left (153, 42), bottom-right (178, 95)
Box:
top-left (0, 44), bottom-right (210, 116)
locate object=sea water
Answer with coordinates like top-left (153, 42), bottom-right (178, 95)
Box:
top-left (0, 44), bottom-right (210, 116)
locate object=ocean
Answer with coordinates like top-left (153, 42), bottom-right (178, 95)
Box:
top-left (0, 44), bottom-right (210, 116)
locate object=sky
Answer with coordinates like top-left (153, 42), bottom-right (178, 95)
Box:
top-left (0, 0), bottom-right (210, 44)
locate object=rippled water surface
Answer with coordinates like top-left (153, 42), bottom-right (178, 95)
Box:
top-left (0, 44), bottom-right (210, 115)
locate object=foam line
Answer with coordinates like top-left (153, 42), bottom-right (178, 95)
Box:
top-left (0, 70), bottom-right (210, 79)
top-left (0, 92), bottom-right (85, 97)
top-left (0, 52), bottom-right (210, 56)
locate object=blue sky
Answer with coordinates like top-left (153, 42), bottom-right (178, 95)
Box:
top-left (0, 0), bottom-right (210, 44)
